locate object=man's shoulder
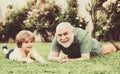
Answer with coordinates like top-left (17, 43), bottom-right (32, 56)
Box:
top-left (74, 27), bottom-right (87, 37)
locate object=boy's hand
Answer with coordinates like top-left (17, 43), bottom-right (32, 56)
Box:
top-left (40, 59), bottom-right (47, 64)
top-left (26, 58), bottom-right (34, 63)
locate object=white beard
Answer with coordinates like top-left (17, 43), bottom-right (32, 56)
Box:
top-left (59, 35), bottom-right (74, 48)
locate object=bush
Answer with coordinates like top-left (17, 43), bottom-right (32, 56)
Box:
top-left (1, 5), bottom-right (29, 42)
top-left (1, 0), bottom-right (120, 42)
top-left (23, 0), bottom-right (81, 42)
top-left (92, 0), bottom-right (120, 41)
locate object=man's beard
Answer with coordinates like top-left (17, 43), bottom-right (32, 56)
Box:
top-left (59, 35), bottom-right (74, 48)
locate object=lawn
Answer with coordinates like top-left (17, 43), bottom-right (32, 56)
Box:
top-left (0, 42), bottom-right (120, 74)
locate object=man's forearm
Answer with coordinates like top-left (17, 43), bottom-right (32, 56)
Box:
top-left (69, 57), bottom-right (90, 61)
top-left (48, 55), bottom-right (61, 62)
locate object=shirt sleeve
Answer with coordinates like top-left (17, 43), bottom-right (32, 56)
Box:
top-left (79, 34), bottom-right (93, 54)
top-left (9, 48), bottom-right (22, 61)
top-left (51, 36), bottom-right (60, 52)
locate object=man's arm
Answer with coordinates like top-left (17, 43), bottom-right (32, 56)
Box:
top-left (48, 50), bottom-right (60, 61)
top-left (70, 52), bottom-right (90, 61)
top-left (59, 52), bottom-right (90, 63)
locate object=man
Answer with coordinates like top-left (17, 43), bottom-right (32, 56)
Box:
top-left (48, 22), bottom-right (119, 63)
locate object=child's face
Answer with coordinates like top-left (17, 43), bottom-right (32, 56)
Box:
top-left (21, 40), bottom-right (34, 51)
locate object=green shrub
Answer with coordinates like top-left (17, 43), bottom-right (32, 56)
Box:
top-left (1, 5), bottom-right (29, 42)
top-left (1, 0), bottom-right (120, 42)
top-left (92, 0), bottom-right (120, 41)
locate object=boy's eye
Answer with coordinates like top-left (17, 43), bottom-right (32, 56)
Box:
top-left (25, 41), bottom-right (33, 43)
top-left (25, 41), bottom-right (28, 43)
top-left (30, 41), bottom-right (33, 43)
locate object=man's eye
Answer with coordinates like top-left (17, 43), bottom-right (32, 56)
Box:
top-left (58, 34), bottom-right (62, 37)
top-left (64, 32), bottom-right (68, 36)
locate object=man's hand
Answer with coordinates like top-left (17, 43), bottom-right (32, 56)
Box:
top-left (57, 54), bottom-right (69, 63)
top-left (57, 53), bottom-right (90, 63)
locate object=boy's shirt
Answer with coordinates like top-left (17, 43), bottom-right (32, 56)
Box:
top-left (9, 47), bottom-right (38, 61)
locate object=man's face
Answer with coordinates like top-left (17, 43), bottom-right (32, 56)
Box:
top-left (56, 29), bottom-right (74, 48)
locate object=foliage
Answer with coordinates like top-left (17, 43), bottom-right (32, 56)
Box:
top-left (1, 0), bottom-right (81, 42)
top-left (22, 1), bottom-right (61, 42)
top-left (92, 0), bottom-right (120, 41)
top-left (105, 0), bottom-right (120, 41)
top-left (23, 0), bottom-right (83, 42)
top-left (0, 5), bottom-right (29, 42)
top-left (0, 0), bottom-right (120, 42)
top-left (23, 2), bottom-right (60, 32)
top-left (58, 0), bottom-right (81, 27)
top-left (0, 42), bottom-right (120, 74)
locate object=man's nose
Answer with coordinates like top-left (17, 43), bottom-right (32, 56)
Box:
top-left (61, 35), bottom-right (66, 40)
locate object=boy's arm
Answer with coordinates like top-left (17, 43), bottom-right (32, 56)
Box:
top-left (9, 49), bottom-right (34, 63)
top-left (18, 58), bottom-right (34, 63)
top-left (31, 49), bottom-right (46, 64)
top-left (9, 53), bottom-right (34, 63)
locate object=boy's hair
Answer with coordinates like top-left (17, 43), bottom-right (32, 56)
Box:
top-left (15, 30), bottom-right (35, 48)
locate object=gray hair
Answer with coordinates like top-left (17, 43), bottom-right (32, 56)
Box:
top-left (56, 22), bottom-right (74, 33)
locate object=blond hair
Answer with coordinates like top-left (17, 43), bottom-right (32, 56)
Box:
top-left (15, 30), bottom-right (35, 48)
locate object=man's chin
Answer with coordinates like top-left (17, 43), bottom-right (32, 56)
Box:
top-left (61, 43), bottom-right (71, 48)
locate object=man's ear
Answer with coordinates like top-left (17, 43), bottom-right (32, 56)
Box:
top-left (55, 32), bottom-right (57, 36)
top-left (72, 28), bottom-right (75, 35)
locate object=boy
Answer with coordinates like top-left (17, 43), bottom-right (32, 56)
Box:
top-left (2, 30), bottom-right (46, 64)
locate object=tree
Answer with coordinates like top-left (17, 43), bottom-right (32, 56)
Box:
top-left (92, 0), bottom-right (120, 41)
top-left (1, 5), bottom-right (29, 42)
top-left (1, 0), bottom-right (120, 42)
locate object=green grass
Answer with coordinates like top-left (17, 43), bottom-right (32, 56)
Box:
top-left (0, 42), bottom-right (120, 74)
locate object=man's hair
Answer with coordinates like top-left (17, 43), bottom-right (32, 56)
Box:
top-left (56, 22), bottom-right (74, 33)
top-left (15, 30), bottom-right (35, 48)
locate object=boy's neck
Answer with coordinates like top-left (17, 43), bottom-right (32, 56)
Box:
top-left (24, 50), bottom-right (29, 56)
